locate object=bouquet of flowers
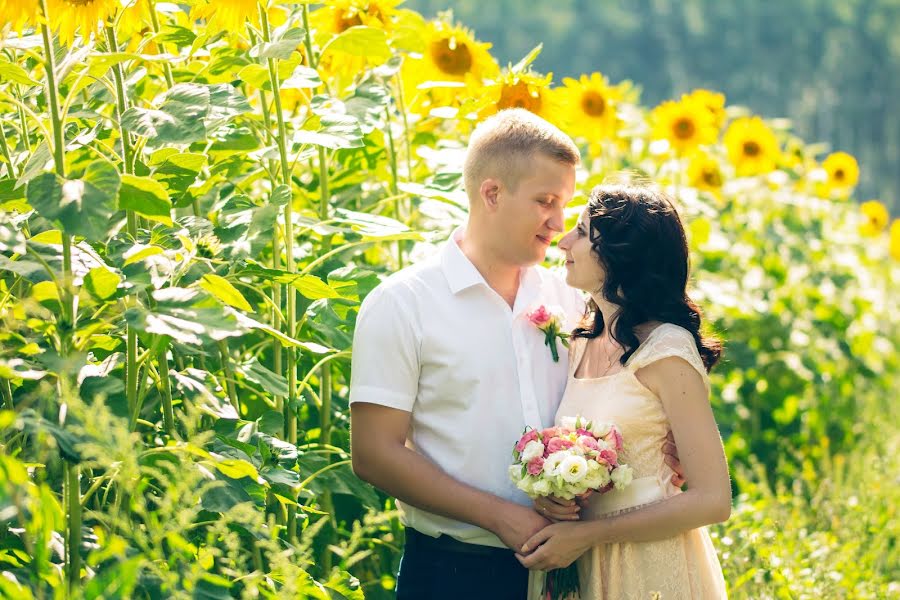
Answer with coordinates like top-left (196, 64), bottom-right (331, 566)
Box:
top-left (509, 416), bottom-right (634, 600)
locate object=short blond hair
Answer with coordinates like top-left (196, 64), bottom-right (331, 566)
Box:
top-left (463, 109), bottom-right (580, 199)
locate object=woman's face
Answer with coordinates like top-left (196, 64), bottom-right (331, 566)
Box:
top-left (557, 208), bottom-right (607, 293)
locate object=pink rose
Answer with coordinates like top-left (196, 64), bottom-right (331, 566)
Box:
top-left (599, 449), bottom-right (618, 467)
top-left (526, 305), bottom-right (552, 328)
top-left (609, 426), bottom-right (624, 451)
top-left (576, 428), bottom-right (593, 437)
top-left (515, 430), bottom-right (539, 452)
top-left (577, 435), bottom-right (600, 451)
top-left (541, 427), bottom-right (560, 439)
top-left (526, 457), bottom-right (545, 476)
top-left (546, 437), bottom-right (574, 454)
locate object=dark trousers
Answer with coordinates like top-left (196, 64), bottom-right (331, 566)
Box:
top-left (395, 528), bottom-right (529, 600)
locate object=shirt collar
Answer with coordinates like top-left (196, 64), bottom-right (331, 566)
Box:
top-left (441, 227), bottom-right (544, 308)
top-left (441, 227), bottom-right (487, 294)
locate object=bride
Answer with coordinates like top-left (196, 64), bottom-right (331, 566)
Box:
top-left (520, 182), bottom-right (731, 599)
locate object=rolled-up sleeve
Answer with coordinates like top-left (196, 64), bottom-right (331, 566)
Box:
top-left (349, 286), bottom-right (420, 412)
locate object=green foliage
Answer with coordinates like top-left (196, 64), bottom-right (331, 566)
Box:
top-left (0, 2), bottom-right (897, 598)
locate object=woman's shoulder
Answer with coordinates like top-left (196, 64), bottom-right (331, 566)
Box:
top-left (630, 322), bottom-right (704, 371)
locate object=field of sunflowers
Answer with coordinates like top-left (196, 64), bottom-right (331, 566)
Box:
top-left (0, 0), bottom-right (898, 598)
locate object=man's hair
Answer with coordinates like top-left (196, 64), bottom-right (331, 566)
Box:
top-left (463, 109), bottom-right (580, 200)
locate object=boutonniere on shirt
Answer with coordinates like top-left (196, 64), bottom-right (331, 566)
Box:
top-left (526, 305), bottom-right (570, 363)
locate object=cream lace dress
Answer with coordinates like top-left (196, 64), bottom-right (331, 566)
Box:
top-left (528, 323), bottom-right (727, 599)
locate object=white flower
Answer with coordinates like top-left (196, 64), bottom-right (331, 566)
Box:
top-left (516, 476), bottom-right (535, 495)
top-left (611, 465), bottom-right (634, 490)
top-left (595, 438), bottom-right (611, 452)
top-left (508, 464), bottom-right (523, 483)
top-left (521, 440), bottom-right (545, 462)
top-left (532, 479), bottom-right (551, 496)
top-left (543, 451), bottom-right (568, 477)
top-left (560, 416), bottom-right (578, 430)
top-left (559, 455), bottom-right (589, 484)
top-left (583, 467), bottom-right (610, 490)
top-left (590, 421), bottom-right (613, 437)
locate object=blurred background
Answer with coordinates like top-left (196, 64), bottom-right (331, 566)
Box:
top-left (408, 0), bottom-right (900, 214)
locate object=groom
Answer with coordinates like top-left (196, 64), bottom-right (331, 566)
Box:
top-left (350, 109), bottom-right (681, 599)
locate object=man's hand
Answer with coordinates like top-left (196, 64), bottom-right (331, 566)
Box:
top-left (515, 521), bottom-right (591, 571)
top-left (491, 503), bottom-right (552, 551)
top-left (663, 430), bottom-right (686, 487)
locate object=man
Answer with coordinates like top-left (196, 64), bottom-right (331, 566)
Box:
top-left (350, 109), bottom-right (682, 599)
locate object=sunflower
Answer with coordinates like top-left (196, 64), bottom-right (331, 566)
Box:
top-left (858, 200), bottom-right (889, 237)
top-left (191, 0), bottom-right (261, 34)
top-left (822, 151), bottom-right (860, 192)
top-left (553, 72), bottom-right (626, 141)
top-left (684, 89), bottom-right (726, 129)
top-left (309, 0), bottom-right (400, 36)
top-left (476, 70), bottom-right (560, 125)
top-left (723, 116), bottom-right (780, 176)
top-left (401, 18), bottom-right (498, 115)
top-left (46, 0), bottom-right (119, 46)
top-left (650, 97), bottom-right (718, 155)
top-left (0, 0), bottom-right (40, 32)
top-left (890, 220), bottom-right (900, 261)
top-left (687, 152), bottom-right (724, 194)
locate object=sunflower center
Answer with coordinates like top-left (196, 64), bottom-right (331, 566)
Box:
top-left (834, 168), bottom-right (846, 182)
top-left (581, 91), bottom-right (606, 117)
top-left (702, 167), bottom-right (723, 187)
top-left (430, 37), bottom-right (473, 76)
top-left (742, 141), bottom-right (761, 157)
top-left (498, 82), bottom-right (542, 113)
top-left (673, 118), bottom-right (696, 140)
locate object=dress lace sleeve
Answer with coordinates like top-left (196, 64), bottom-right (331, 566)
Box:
top-left (626, 324), bottom-right (710, 393)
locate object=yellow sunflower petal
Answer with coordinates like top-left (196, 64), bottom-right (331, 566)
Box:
top-left (822, 151), bottom-right (860, 193)
top-left (859, 200), bottom-right (889, 237)
top-left (890, 220), bottom-right (900, 261)
top-left (46, 0), bottom-right (119, 46)
top-left (723, 116), bottom-right (780, 176)
top-left (650, 97), bottom-right (718, 155)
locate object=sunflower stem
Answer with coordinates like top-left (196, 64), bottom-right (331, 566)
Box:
top-left (146, 0), bottom-right (176, 88)
top-left (0, 121), bottom-right (17, 178)
top-left (260, 1), bottom-right (300, 541)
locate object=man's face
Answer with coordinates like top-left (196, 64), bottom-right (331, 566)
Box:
top-left (491, 153), bottom-right (576, 266)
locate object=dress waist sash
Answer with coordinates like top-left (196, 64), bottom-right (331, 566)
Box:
top-left (591, 475), bottom-right (669, 517)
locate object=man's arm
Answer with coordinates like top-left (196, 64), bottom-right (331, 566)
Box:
top-left (351, 402), bottom-right (550, 550)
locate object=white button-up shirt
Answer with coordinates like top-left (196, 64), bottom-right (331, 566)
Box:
top-left (350, 228), bottom-right (585, 547)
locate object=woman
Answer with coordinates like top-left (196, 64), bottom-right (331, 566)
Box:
top-left (520, 183), bottom-right (731, 599)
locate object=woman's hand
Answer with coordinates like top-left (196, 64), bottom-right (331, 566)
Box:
top-left (533, 493), bottom-right (586, 522)
top-left (515, 521), bottom-right (591, 571)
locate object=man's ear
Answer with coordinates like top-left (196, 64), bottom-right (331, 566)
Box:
top-left (480, 178), bottom-right (501, 212)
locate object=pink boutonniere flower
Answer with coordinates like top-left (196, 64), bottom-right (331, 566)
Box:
top-left (526, 305), bottom-right (570, 362)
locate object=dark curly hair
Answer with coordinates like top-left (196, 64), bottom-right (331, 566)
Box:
top-left (572, 183), bottom-right (722, 371)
